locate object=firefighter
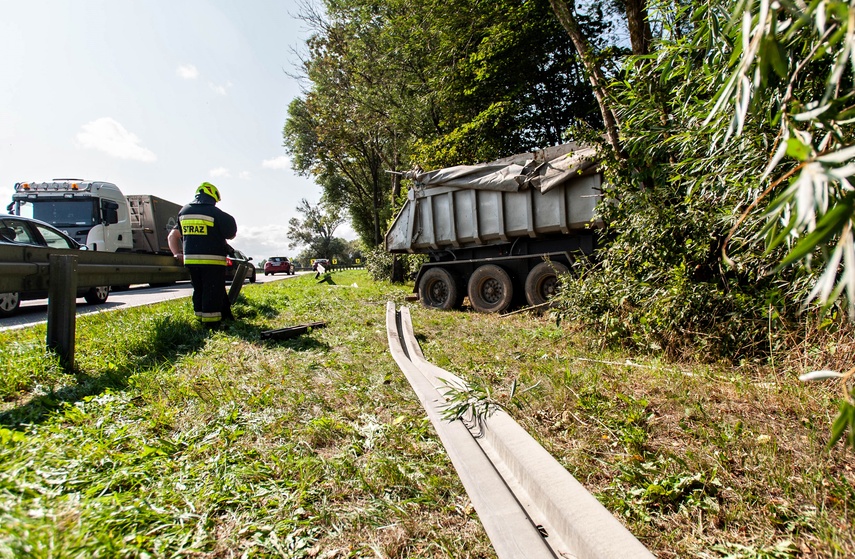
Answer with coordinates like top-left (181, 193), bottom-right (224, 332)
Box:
top-left (168, 182), bottom-right (238, 328)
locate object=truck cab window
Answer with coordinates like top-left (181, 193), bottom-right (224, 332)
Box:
top-left (32, 199), bottom-right (99, 227)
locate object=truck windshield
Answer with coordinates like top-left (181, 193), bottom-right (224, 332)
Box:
top-left (30, 199), bottom-right (99, 227)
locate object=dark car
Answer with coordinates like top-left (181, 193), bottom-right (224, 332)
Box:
top-left (312, 259), bottom-right (330, 271)
top-left (264, 256), bottom-right (294, 276)
top-left (226, 247), bottom-right (256, 283)
top-left (0, 215), bottom-right (110, 317)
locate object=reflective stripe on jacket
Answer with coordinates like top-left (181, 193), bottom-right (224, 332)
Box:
top-left (177, 194), bottom-right (237, 266)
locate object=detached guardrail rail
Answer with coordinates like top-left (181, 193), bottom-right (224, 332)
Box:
top-left (385, 302), bottom-right (654, 559)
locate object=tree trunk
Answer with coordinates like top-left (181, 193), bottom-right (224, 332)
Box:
top-left (391, 254), bottom-right (405, 283)
top-left (548, 0), bottom-right (624, 158)
top-left (624, 0), bottom-right (652, 56)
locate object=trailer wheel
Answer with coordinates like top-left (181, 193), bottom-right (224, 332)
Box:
top-left (84, 286), bottom-right (110, 305)
top-left (0, 292), bottom-right (21, 318)
top-left (468, 265), bottom-right (513, 313)
top-left (524, 261), bottom-right (569, 307)
top-left (419, 267), bottom-right (459, 310)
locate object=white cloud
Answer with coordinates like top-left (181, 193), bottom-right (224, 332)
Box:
top-left (209, 167), bottom-right (231, 178)
top-left (74, 117), bottom-right (157, 162)
top-left (176, 64), bottom-right (199, 80)
top-left (209, 81), bottom-right (232, 96)
top-left (239, 171), bottom-right (252, 180)
top-left (231, 224), bottom-right (292, 260)
top-left (262, 155), bottom-right (291, 170)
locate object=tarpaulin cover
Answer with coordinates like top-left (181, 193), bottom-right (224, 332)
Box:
top-left (402, 145), bottom-right (597, 194)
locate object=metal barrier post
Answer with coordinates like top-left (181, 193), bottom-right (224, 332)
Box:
top-left (228, 263), bottom-right (249, 304)
top-left (47, 254), bottom-right (78, 371)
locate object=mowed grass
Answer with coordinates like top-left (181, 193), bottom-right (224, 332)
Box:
top-left (0, 270), bottom-right (853, 558)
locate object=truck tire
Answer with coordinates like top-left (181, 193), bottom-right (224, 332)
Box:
top-left (419, 267), bottom-right (460, 310)
top-left (0, 292), bottom-right (21, 318)
top-left (524, 261), bottom-right (569, 307)
top-left (468, 265), bottom-right (514, 313)
top-left (84, 286), bottom-right (110, 305)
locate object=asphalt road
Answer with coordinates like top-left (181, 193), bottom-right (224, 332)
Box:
top-left (0, 271), bottom-right (302, 331)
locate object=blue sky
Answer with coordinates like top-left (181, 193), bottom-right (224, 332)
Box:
top-left (0, 0), bottom-right (341, 260)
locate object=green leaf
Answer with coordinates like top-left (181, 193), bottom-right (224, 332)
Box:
top-left (779, 205), bottom-right (853, 267)
top-left (768, 38), bottom-right (789, 79)
top-left (828, 403), bottom-right (850, 447)
top-left (785, 137), bottom-right (812, 161)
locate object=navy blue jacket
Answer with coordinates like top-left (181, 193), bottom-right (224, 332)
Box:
top-left (176, 193), bottom-right (237, 266)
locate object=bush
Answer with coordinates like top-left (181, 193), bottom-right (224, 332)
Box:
top-left (366, 246), bottom-right (427, 283)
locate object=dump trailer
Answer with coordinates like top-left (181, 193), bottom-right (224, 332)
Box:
top-left (385, 143), bottom-right (601, 313)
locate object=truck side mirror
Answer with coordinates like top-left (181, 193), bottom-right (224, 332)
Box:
top-left (101, 200), bottom-right (119, 225)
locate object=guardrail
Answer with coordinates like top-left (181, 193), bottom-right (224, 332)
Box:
top-left (0, 244), bottom-right (188, 292)
top-left (0, 245), bottom-right (247, 371)
top-left (385, 303), bottom-right (654, 559)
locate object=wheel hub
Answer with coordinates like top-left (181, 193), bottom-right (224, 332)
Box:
top-left (482, 279), bottom-right (503, 303)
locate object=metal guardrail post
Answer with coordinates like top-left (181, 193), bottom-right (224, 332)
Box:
top-left (46, 254), bottom-right (78, 372)
top-left (228, 263), bottom-right (249, 304)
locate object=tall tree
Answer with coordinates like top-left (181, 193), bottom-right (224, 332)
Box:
top-left (549, 0), bottom-right (623, 155)
top-left (287, 198), bottom-right (346, 259)
top-left (284, 0), bottom-right (606, 250)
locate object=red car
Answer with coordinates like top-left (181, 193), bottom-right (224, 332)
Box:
top-left (264, 256), bottom-right (294, 276)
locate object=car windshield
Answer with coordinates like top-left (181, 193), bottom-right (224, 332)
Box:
top-left (30, 199), bottom-right (99, 227)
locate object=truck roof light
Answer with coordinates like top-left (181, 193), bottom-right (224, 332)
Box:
top-left (71, 183), bottom-right (79, 190)
top-left (22, 183), bottom-right (30, 190)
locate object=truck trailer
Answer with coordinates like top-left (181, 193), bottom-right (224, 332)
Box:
top-left (385, 143), bottom-right (601, 313)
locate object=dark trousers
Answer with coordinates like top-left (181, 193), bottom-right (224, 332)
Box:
top-left (187, 265), bottom-right (232, 323)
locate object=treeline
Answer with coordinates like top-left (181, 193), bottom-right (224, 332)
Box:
top-left (282, 0), bottom-right (855, 364)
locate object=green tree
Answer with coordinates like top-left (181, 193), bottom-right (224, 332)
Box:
top-left (555, 1), bottom-right (795, 358)
top-left (707, 0), bottom-right (855, 313)
top-left (287, 198), bottom-right (346, 260)
top-left (706, 0), bottom-right (855, 448)
top-left (283, 0), bottom-right (606, 251)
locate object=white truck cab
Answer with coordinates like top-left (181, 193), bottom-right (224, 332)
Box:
top-left (9, 179), bottom-right (133, 251)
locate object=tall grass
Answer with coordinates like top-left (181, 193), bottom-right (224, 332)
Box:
top-left (0, 271), bottom-right (852, 558)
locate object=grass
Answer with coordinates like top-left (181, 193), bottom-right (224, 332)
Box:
top-left (0, 270), bottom-right (853, 558)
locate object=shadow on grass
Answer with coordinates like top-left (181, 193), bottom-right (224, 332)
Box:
top-left (0, 296), bottom-right (328, 428)
top-left (0, 314), bottom-right (208, 429)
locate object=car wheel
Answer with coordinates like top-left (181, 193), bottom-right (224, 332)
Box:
top-left (0, 292), bottom-right (22, 318)
top-left (250, 269), bottom-right (257, 283)
top-left (84, 286), bottom-right (110, 305)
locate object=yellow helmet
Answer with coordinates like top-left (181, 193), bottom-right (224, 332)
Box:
top-left (196, 182), bottom-right (221, 202)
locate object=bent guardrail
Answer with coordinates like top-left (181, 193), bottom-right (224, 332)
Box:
top-left (386, 303), bottom-right (655, 559)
